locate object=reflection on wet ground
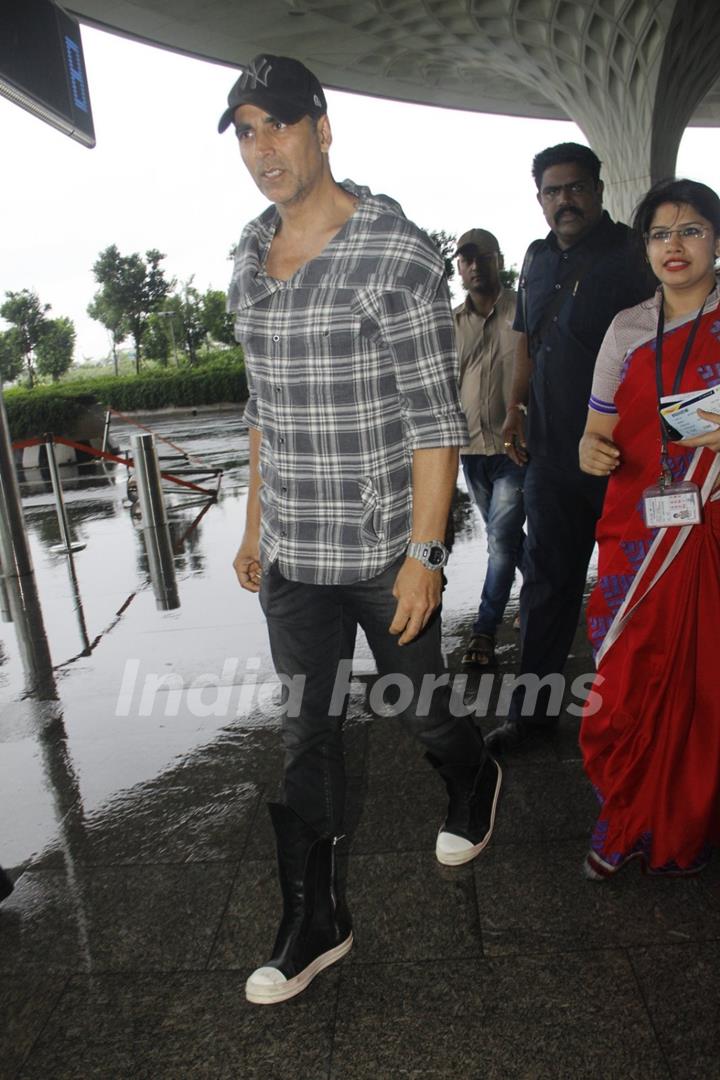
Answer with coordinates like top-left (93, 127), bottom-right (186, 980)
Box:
top-left (1, 408), bottom-right (718, 1079)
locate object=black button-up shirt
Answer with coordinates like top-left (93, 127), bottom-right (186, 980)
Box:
top-left (514, 212), bottom-right (653, 468)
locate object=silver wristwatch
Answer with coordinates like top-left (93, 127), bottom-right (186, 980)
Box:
top-left (406, 539), bottom-right (450, 571)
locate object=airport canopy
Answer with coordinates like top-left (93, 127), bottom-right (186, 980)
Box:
top-left (69, 0), bottom-right (720, 219)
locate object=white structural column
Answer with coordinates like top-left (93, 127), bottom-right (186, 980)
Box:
top-left (506, 0), bottom-right (674, 221)
top-left (506, 0), bottom-right (720, 222)
top-left (650, 1), bottom-right (720, 190)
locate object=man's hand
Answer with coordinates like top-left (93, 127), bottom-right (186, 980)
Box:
top-left (389, 557), bottom-right (442, 645)
top-left (579, 431), bottom-right (621, 476)
top-left (233, 535), bottom-right (262, 593)
top-left (501, 406), bottom-right (528, 465)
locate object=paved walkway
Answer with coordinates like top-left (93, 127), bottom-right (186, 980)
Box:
top-left (2, 492), bottom-right (719, 1079)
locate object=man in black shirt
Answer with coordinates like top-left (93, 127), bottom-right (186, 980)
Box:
top-left (486, 143), bottom-right (653, 752)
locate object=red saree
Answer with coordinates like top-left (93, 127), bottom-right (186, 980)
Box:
top-left (581, 306), bottom-right (720, 874)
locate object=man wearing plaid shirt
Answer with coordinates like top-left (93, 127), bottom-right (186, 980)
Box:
top-left (221, 54), bottom-right (501, 1005)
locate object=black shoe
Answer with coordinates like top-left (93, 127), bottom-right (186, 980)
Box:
top-left (485, 718), bottom-right (556, 754)
top-left (245, 803), bottom-right (353, 1005)
top-left (427, 754), bottom-right (503, 866)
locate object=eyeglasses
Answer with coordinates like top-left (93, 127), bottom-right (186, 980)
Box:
top-left (540, 181), bottom-right (592, 201)
top-left (645, 225), bottom-right (710, 244)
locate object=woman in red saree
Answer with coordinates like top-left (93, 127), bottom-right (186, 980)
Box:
top-left (579, 178), bottom-right (720, 878)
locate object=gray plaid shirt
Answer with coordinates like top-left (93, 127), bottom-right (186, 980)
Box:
top-left (228, 180), bottom-right (468, 585)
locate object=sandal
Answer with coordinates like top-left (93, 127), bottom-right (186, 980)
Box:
top-left (461, 634), bottom-right (497, 669)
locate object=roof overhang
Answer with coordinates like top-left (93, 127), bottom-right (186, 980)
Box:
top-left (68, 0), bottom-right (720, 126)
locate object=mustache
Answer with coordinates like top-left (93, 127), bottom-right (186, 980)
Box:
top-left (555, 206), bottom-right (584, 224)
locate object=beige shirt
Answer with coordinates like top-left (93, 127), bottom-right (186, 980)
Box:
top-left (453, 288), bottom-right (519, 455)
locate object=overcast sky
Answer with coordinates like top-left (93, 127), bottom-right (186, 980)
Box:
top-left (1, 24), bottom-right (717, 362)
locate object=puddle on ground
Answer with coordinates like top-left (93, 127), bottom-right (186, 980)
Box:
top-left (0, 406), bottom-right (595, 869)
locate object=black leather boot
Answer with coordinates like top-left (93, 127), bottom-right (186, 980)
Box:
top-left (426, 754), bottom-right (502, 866)
top-left (245, 802), bottom-right (353, 1005)
top-left (0, 866), bottom-right (14, 902)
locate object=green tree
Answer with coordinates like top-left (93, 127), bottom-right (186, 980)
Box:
top-left (87, 290), bottom-right (128, 376)
top-left (143, 312), bottom-right (172, 366)
top-left (424, 229), bottom-right (456, 282)
top-left (499, 265), bottom-right (519, 290)
top-left (90, 245), bottom-right (172, 374)
top-left (0, 328), bottom-right (24, 384)
top-left (201, 288), bottom-right (235, 346)
top-left (0, 289), bottom-right (50, 387)
top-left (35, 316), bottom-right (76, 382)
top-left (174, 281), bottom-right (208, 365)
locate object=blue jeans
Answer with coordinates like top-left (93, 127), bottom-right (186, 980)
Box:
top-left (259, 557), bottom-right (487, 833)
top-left (462, 453), bottom-right (526, 637)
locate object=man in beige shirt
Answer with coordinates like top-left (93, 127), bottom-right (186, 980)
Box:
top-left (454, 229), bottom-right (526, 668)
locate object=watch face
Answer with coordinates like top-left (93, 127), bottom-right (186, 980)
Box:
top-left (428, 545), bottom-right (446, 566)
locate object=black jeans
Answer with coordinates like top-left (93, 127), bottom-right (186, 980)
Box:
top-left (260, 557), bottom-right (487, 833)
top-left (511, 459), bottom-right (606, 725)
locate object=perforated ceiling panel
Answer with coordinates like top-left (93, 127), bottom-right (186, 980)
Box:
top-left (70, 0), bottom-right (720, 218)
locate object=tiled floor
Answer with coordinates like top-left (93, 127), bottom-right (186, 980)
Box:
top-left (3, 627), bottom-right (719, 1080)
top-left (2, 471), bottom-right (719, 1077)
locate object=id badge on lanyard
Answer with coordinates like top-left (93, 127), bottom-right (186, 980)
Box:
top-left (642, 480), bottom-right (702, 528)
top-left (640, 294), bottom-right (711, 529)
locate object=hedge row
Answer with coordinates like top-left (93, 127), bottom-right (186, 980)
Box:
top-left (4, 361), bottom-right (248, 440)
top-left (4, 391), bottom-right (98, 442)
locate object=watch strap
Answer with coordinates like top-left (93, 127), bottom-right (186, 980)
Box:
top-left (406, 539), bottom-right (449, 570)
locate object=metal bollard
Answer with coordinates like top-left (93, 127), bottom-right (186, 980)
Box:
top-left (2, 563), bottom-right (57, 702)
top-left (44, 436), bottom-right (86, 555)
top-left (132, 433), bottom-right (168, 530)
top-left (101, 410), bottom-right (112, 453)
top-left (0, 386), bottom-right (34, 579)
top-left (142, 522), bottom-right (180, 611)
top-left (0, 570), bottom-right (10, 622)
top-left (131, 434), bottom-right (180, 610)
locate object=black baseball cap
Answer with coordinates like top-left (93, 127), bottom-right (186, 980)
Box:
top-left (218, 54), bottom-right (327, 133)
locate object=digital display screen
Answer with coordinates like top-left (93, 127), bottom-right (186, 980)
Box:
top-left (0, 0), bottom-right (95, 147)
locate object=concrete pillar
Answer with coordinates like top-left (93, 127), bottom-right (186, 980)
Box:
top-left (506, 0), bottom-right (720, 223)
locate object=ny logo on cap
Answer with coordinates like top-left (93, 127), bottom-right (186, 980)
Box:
top-left (238, 57), bottom-right (273, 90)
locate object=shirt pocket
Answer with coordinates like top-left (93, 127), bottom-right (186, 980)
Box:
top-left (257, 457), bottom-right (280, 534)
top-left (357, 470), bottom-right (412, 548)
top-left (358, 475), bottom-right (381, 545)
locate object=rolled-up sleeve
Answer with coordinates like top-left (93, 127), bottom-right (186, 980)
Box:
top-left (368, 280), bottom-right (469, 449)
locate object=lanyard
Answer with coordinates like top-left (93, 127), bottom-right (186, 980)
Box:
top-left (654, 291), bottom-right (711, 484)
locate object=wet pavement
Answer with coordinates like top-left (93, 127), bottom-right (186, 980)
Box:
top-left (1, 408), bottom-right (719, 1079)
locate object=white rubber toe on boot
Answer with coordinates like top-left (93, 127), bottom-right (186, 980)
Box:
top-left (245, 965), bottom-right (289, 1004)
top-left (435, 759), bottom-right (503, 866)
top-left (436, 831), bottom-right (476, 865)
top-left (436, 829), bottom-right (481, 864)
top-left (245, 934), bottom-right (354, 1005)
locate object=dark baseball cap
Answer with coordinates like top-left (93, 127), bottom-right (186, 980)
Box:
top-left (218, 54), bottom-right (327, 133)
top-left (453, 229), bottom-right (501, 257)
